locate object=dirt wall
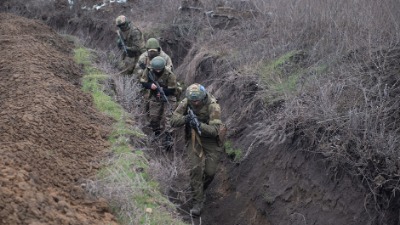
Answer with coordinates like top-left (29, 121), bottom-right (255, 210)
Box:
top-left (0, 13), bottom-right (116, 225)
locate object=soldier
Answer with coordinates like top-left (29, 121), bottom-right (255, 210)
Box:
top-left (115, 15), bottom-right (146, 75)
top-left (135, 38), bottom-right (174, 118)
top-left (140, 56), bottom-right (178, 150)
top-left (135, 37), bottom-right (173, 80)
top-left (171, 83), bottom-right (227, 216)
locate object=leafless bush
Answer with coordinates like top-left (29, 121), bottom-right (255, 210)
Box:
top-left (141, 129), bottom-right (194, 211)
top-left (147, 135), bottom-right (190, 194)
top-left (203, 3), bottom-right (400, 214)
top-left (184, 0), bottom-right (400, 83)
top-left (113, 76), bottom-right (137, 109)
top-left (280, 46), bottom-right (400, 213)
top-left (125, 0), bottom-right (180, 26)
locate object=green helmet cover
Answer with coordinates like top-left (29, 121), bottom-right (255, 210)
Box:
top-left (151, 56), bottom-right (166, 70)
top-left (146, 38), bottom-right (160, 50)
top-left (186, 83), bottom-right (207, 101)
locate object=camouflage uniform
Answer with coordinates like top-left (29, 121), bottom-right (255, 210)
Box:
top-left (134, 38), bottom-right (173, 80)
top-left (135, 50), bottom-right (173, 79)
top-left (136, 50), bottom-right (174, 115)
top-left (140, 66), bottom-right (177, 136)
top-left (171, 86), bottom-right (225, 215)
top-left (116, 18), bottom-right (146, 75)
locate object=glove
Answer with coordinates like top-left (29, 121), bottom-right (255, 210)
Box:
top-left (190, 119), bottom-right (198, 129)
top-left (189, 120), bottom-right (201, 129)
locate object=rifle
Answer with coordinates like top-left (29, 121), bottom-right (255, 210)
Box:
top-left (147, 70), bottom-right (169, 103)
top-left (117, 30), bottom-right (128, 55)
top-left (187, 106), bottom-right (201, 135)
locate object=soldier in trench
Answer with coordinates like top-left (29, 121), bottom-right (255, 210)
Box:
top-left (134, 37), bottom-right (173, 80)
top-left (115, 15), bottom-right (146, 76)
top-left (134, 38), bottom-right (174, 116)
top-left (140, 56), bottom-right (178, 150)
top-left (171, 83), bottom-right (227, 216)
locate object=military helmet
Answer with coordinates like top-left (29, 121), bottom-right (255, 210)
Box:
top-left (151, 56), bottom-right (166, 70)
top-left (146, 38), bottom-right (160, 50)
top-left (115, 15), bottom-right (127, 26)
top-left (186, 83), bottom-right (207, 101)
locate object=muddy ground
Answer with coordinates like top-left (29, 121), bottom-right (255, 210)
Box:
top-left (0, 0), bottom-right (397, 225)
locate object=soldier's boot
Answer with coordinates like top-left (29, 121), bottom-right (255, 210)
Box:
top-left (162, 132), bottom-right (173, 151)
top-left (190, 202), bottom-right (203, 217)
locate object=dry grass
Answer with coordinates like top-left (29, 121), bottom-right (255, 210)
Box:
top-left (181, 0), bottom-right (400, 217)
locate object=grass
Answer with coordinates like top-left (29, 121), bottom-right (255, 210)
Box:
top-left (74, 47), bottom-right (187, 225)
top-left (259, 50), bottom-right (304, 103)
top-left (224, 140), bottom-right (243, 163)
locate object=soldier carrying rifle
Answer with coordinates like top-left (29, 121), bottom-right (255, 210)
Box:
top-left (171, 83), bottom-right (227, 216)
top-left (115, 15), bottom-right (145, 75)
top-left (140, 56), bottom-right (178, 150)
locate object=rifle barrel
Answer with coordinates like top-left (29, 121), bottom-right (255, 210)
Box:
top-left (117, 30), bottom-right (128, 54)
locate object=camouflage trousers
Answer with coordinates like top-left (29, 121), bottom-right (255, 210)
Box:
top-left (148, 97), bottom-right (176, 134)
top-left (187, 136), bottom-right (222, 204)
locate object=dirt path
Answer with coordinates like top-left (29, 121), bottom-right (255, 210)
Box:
top-left (0, 13), bottom-right (117, 225)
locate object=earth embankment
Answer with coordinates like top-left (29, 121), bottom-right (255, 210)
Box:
top-left (0, 13), bottom-right (116, 225)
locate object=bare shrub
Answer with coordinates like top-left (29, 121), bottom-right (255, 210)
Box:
top-left (187, 0), bottom-right (400, 88)
top-left (125, 0), bottom-right (180, 27)
top-left (147, 134), bottom-right (190, 194)
top-left (280, 46), bottom-right (400, 214)
top-left (143, 130), bottom-right (194, 212)
top-left (211, 3), bottom-right (400, 215)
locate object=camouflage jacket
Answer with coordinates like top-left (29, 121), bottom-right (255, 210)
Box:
top-left (135, 50), bottom-right (173, 76)
top-left (117, 24), bottom-right (146, 57)
top-left (171, 94), bottom-right (222, 139)
top-left (140, 68), bottom-right (177, 101)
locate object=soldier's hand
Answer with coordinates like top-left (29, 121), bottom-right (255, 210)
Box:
top-left (150, 83), bottom-right (157, 90)
top-left (190, 120), bottom-right (199, 129)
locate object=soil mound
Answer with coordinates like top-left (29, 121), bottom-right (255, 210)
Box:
top-left (0, 13), bottom-right (116, 225)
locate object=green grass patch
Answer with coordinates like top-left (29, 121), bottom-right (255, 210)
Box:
top-left (259, 50), bottom-right (304, 103)
top-left (224, 140), bottom-right (242, 162)
top-left (74, 47), bottom-right (187, 225)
